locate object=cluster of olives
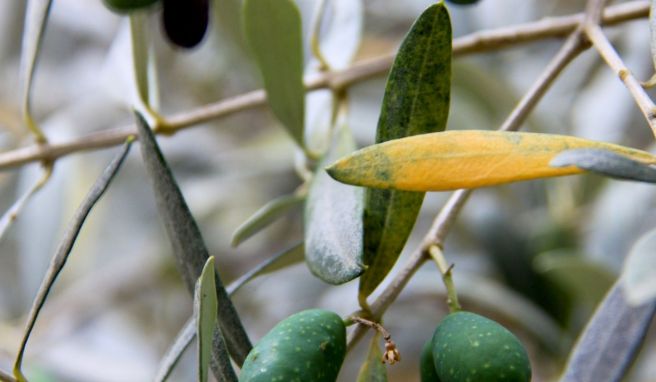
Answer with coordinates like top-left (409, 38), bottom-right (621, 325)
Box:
top-left (102, 0), bottom-right (209, 48)
top-left (236, 309), bottom-right (530, 381)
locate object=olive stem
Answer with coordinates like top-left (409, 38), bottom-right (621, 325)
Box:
top-left (585, 23), bottom-right (656, 138)
top-left (428, 245), bottom-right (461, 313)
top-left (0, 1), bottom-right (647, 170)
top-left (350, 317), bottom-right (401, 365)
top-left (309, 0), bottom-right (332, 72)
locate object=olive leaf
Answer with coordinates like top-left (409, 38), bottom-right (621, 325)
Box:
top-left (231, 193), bottom-right (305, 247)
top-left (243, 0), bottom-right (305, 147)
top-left (0, 165), bottom-right (51, 243)
top-left (154, 243), bottom-right (304, 380)
top-left (356, 333), bottom-right (388, 382)
top-left (550, 148), bottom-right (656, 183)
top-left (134, 113), bottom-right (252, 365)
top-left (359, 2), bottom-right (452, 298)
top-left (154, 317), bottom-right (195, 382)
top-left (622, 227), bottom-right (656, 306)
top-left (226, 242), bottom-right (304, 295)
top-left (327, 131), bottom-right (656, 192)
top-left (305, 127), bottom-right (364, 284)
top-left (561, 282), bottom-right (656, 382)
top-left (12, 140), bottom-right (132, 382)
top-left (19, 0), bottom-right (52, 142)
top-left (195, 257), bottom-right (219, 382)
top-left (194, 257), bottom-right (239, 382)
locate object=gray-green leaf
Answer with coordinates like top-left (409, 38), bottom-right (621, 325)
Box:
top-left (20, 0), bottom-right (53, 142)
top-left (356, 333), bottom-right (388, 382)
top-left (231, 193), bottom-right (305, 247)
top-left (361, 3), bottom-right (452, 297)
top-left (550, 148), bottom-right (656, 183)
top-left (561, 282), bottom-right (656, 382)
top-left (154, 317), bottom-right (195, 382)
top-left (243, 0), bottom-right (305, 147)
top-left (622, 227), bottom-right (656, 305)
top-left (227, 242), bottom-right (304, 295)
top-left (13, 140), bottom-right (132, 380)
top-left (154, 243), bottom-right (304, 381)
top-left (195, 257), bottom-right (219, 382)
top-left (134, 112), bottom-right (252, 365)
top-left (305, 127), bottom-right (364, 284)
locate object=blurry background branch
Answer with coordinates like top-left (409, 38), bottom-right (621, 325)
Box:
top-left (0, 0), bottom-right (649, 171)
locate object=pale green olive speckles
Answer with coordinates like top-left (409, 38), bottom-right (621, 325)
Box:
top-left (239, 309), bottom-right (346, 382)
top-left (430, 312), bottom-right (531, 382)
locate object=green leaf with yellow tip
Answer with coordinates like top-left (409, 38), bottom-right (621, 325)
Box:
top-left (305, 126), bottom-right (365, 284)
top-left (360, 2), bottom-right (452, 298)
top-left (243, 0), bottom-right (305, 147)
top-left (327, 130), bottom-right (656, 192)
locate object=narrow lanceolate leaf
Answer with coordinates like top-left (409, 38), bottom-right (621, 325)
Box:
top-left (20, 0), bottom-right (52, 143)
top-left (360, 3), bottom-right (451, 297)
top-left (622, 228), bottom-right (656, 305)
top-left (13, 141), bottom-right (132, 381)
top-left (135, 113), bottom-right (252, 365)
top-left (226, 242), bottom-right (304, 295)
top-left (328, 131), bottom-right (656, 192)
top-left (550, 148), bottom-right (656, 183)
top-left (154, 317), bottom-right (195, 382)
top-left (356, 333), bottom-right (388, 382)
top-left (305, 127), bottom-right (365, 284)
top-left (244, 0), bottom-right (305, 147)
top-left (561, 282), bottom-right (656, 382)
top-left (231, 194), bottom-right (305, 247)
top-left (155, 243), bottom-right (304, 381)
top-left (195, 257), bottom-right (231, 382)
top-left (0, 165), bottom-right (51, 243)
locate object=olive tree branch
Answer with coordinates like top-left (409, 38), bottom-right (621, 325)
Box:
top-left (584, 23), bottom-right (656, 137)
top-left (346, 22), bottom-right (591, 352)
top-left (0, 0), bottom-right (648, 171)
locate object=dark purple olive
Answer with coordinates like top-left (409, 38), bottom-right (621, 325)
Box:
top-left (162, 0), bottom-right (209, 48)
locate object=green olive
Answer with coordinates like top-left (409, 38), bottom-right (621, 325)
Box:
top-left (102, 0), bottom-right (160, 14)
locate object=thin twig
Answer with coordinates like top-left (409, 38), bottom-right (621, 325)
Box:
top-left (0, 1), bottom-right (648, 171)
top-left (0, 369), bottom-right (16, 382)
top-left (428, 245), bottom-right (461, 312)
top-left (347, 15), bottom-right (591, 351)
top-left (309, 0), bottom-right (331, 71)
top-left (585, 23), bottom-right (656, 137)
top-left (350, 317), bottom-right (401, 365)
top-left (585, 0), bottom-right (609, 27)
